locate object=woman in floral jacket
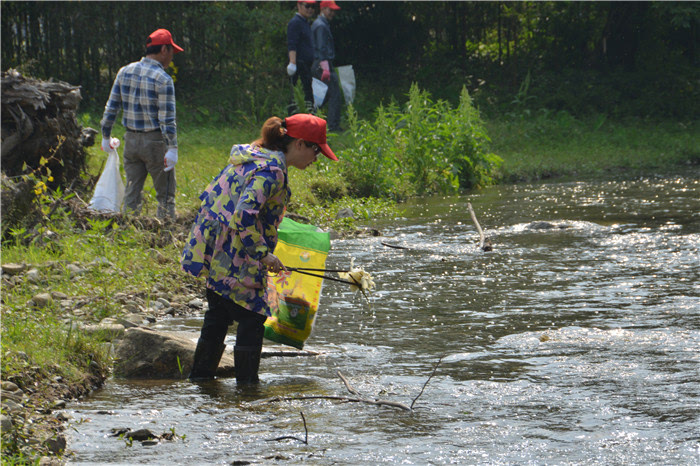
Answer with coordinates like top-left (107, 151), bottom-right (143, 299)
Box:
top-left (182, 114), bottom-right (337, 383)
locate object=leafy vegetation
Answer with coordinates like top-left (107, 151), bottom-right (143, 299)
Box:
top-left (339, 84), bottom-right (502, 200)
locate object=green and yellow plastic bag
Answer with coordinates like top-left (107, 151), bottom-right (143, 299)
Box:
top-left (264, 218), bottom-right (330, 349)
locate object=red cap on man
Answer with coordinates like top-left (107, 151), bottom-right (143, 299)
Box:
top-left (320, 1), bottom-right (340, 10)
top-left (147, 29), bottom-right (184, 53)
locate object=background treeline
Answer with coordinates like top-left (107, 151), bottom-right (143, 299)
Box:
top-left (2, 1), bottom-right (698, 123)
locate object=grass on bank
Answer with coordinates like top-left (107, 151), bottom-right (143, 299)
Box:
top-left (487, 113), bottom-right (699, 182)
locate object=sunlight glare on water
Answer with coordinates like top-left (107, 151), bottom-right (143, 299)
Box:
top-left (68, 173), bottom-right (699, 465)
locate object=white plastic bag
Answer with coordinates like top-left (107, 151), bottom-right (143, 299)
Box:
top-left (312, 77), bottom-right (328, 109)
top-left (89, 148), bottom-right (124, 213)
top-left (336, 65), bottom-right (356, 105)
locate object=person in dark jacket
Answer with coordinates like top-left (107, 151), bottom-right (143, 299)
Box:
top-left (312, 0), bottom-right (342, 132)
top-left (287, 1), bottom-right (317, 115)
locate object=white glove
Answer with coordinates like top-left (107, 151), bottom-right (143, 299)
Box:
top-left (286, 62), bottom-right (297, 76)
top-left (164, 148), bottom-right (178, 172)
top-left (101, 137), bottom-right (120, 152)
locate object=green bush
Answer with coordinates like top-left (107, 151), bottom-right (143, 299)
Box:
top-left (340, 84), bottom-right (502, 199)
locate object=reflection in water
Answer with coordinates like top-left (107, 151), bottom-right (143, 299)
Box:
top-left (68, 173), bottom-right (699, 464)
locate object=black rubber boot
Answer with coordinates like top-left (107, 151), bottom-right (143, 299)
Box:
top-left (234, 346), bottom-right (262, 384)
top-left (189, 339), bottom-right (226, 380)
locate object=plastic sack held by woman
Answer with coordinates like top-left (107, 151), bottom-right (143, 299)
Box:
top-left (181, 114), bottom-right (338, 383)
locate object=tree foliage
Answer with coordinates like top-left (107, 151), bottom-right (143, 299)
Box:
top-left (1, 1), bottom-right (697, 121)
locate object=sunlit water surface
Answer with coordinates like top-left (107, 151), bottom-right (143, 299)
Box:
top-left (68, 174), bottom-right (700, 464)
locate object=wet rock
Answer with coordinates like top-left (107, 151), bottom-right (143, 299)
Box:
top-left (113, 327), bottom-right (235, 379)
top-left (31, 292), bottom-right (53, 307)
top-left (526, 221), bottom-right (572, 230)
top-left (43, 434), bottom-right (66, 454)
top-left (142, 439), bottom-right (159, 446)
top-left (1, 263), bottom-right (25, 275)
top-left (125, 428), bottom-right (155, 441)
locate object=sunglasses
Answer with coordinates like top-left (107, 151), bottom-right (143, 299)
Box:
top-left (302, 3), bottom-right (314, 9)
top-left (304, 141), bottom-right (321, 154)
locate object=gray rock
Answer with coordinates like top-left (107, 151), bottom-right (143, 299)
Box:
top-left (335, 207), bottom-right (355, 219)
top-left (32, 292), bottom-right (53, 307)
top-left (26, 269), bottom-right (41, 283)
top-left (66, 263), bottom-right (85, 276)
top-left (43, 434), bottom-right (66, 454)
top-left (1, 381), bottom-right (19, 392)
top-left (113, 327), bottom-right (235, 379)
top-left (2, 399), bottom-right (22, 413)
top-left (116, 315), bottom-right (142, 328)
top-left (51, 291), bottom-right (68, 299)
top-left (156, 297), bottom-right (171, 308)
top-left (39, 456), bottom-right (63, 466)
top-left (1, 263), bottom-right (25, 275)
top-left (0, 414), bottom-right (12, 432)
top-left (52, 400), bottom-right (66, 409)
top-left (89, 256), bottom-right (112, 267)
top-left (188, 298), bottom-right (204, 309)
top-left (125, 428), bottom-right (155, 441)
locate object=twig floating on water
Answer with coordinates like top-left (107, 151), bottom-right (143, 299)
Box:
top-left (337, 370), bottom-right (361, 396)
top-left (467, 202), bottom-right (493, 251)
top-left (410, 356), bottom-right (443, 410)
top-left (253, 395), bottom-right (411, 411)
top-left (266, 411), bottom-right (309, 444)
top-left (381, 241), bottom-right (410, 250)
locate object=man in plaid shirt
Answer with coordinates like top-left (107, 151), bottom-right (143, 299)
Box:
top-left (100, 29), bottom-right (184, 219)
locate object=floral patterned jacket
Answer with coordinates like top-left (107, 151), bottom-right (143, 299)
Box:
top-left (181, 144), bottom-right (289, 316)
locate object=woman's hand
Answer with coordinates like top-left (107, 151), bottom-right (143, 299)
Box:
top-left (261, 253), bottom-right (286, 274)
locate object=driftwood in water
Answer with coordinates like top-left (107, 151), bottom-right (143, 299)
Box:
top-left (467, 202), bottom-right (492, 251)
top-left (251, 371), bottom-right (412, 411)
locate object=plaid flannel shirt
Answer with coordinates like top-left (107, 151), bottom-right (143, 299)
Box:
top-left (100, 57), bottom-right (178, 148)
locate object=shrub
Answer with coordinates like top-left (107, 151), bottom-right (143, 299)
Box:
top-left (340, 84), bottom-right (502, 199)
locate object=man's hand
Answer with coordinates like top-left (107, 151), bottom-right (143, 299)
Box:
top-left (320, 60), bottom-right (331, 82)
top-left (287, 62), bottom-right (297, 76)
top-left (164, 148), bottom-right (178, 172)
top-left (261, 253), bottom-right (286, 274)
top-left (101, 137), bottom-right (120, 152)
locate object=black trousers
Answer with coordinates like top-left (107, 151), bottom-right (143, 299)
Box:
top-left (200, 288), bottom-right (267, 348)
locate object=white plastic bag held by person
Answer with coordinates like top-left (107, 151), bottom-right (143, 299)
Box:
top-left (336, 65), bottom-right (355, 105)
top-left (89, 138), bottom-right (124, 213)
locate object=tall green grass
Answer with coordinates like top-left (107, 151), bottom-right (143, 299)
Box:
top-left (487, 113), bottom-right (699, 181)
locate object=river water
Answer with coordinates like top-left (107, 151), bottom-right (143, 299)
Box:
top-left (67, 173), bottom-right (699, 465)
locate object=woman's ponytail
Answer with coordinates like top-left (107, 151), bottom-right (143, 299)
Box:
top-left (253, 117), bottom-right (294, 152)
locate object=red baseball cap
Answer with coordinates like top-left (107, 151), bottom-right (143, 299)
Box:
top-left (297, 0), bottom-right (316, 3)
top-left (148, 29), bottom-right (184, 53)
top-left (284, 114), bottom-right (338, 161)
top-left (320, 1), bottom-right (340, 10)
